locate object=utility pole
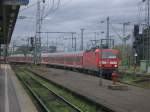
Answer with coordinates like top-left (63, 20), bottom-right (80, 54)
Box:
top-left (123, 23), bottom-right (126, 67)
top-left (106, 16), bottom-right (110, 48)
top-left (144, 0), bottom-right (150, 60)
top-left (27, 38), bottom-right (30, 56)
top-left (34, 0), bottom-right (45, 64)
top-left (71, 32), bottom-right (76, 50)
top-left (122, 22), bottom-right (130, 67)
top-left (148, 0), bottom-right (150, 60)
top-left (99, 47), bottom-right (103, 86)
top-left (12, 41), bottom-right (15, 54)
top-left (64, 36), bottom-right (76, 51)
top-left (74, 37), bottom-right (76, 51)
top-left (47, 32), bottom-right (49, 52)
top-left (34, 0), bottom-right (40, 64)
top-left (94, 32), bottom-right (97, 45)
top-left (80, 28), bottom-right (84, 51)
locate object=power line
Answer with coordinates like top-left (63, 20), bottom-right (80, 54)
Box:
top-left (20, 0), bottom-right (60, 19)
top-left (42, 0), bottom-right (55, 18)
top-left (42, 0), bottom-right (74, 22)
top-left (43, 0), bottom-right (61, 19)
top-left (110, 23), bottom-right (123, 41)
top-left (20, 1), bottom-right (40, 12)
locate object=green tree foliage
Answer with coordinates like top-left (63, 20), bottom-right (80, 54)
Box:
top-left (114, 44), bottom-right (134, 66)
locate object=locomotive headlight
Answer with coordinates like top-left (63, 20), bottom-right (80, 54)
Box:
top-left (110, 62), bottom-right (117, 64)
top-left (101, 61), bottom-right (107, 64)
top-left (114, 65), bottom-right (118, 67)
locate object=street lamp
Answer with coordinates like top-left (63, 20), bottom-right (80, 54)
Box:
top-left (134, 52), bottom-right (138, 65)
top-left (134, 52), bottom-right (138, 73)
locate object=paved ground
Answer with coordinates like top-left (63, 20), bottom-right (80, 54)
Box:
top-left (0, 64), bottom-right (37, 112)
top-left (31, 67), bottom-right (150, 112)
top-left (0, 65), bottom-right (5, 112)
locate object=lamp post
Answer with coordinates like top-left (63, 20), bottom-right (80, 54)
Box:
top-left (80, 28), bottom-right (85, 51)
top-left (99, 47), bottom-right (103, 86)
top-left (134, 53), bottom-right (138, 65)
top-left (134, 53), bottom-right (138, 73)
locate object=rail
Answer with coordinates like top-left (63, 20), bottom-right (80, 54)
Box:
top-left (17, 70), bottom-right (82, 112)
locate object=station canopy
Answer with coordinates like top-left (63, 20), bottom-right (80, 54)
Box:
top-left (0, 0), bottom-right (29, 44)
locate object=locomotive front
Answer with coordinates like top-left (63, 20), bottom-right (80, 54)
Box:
top-left (95, 49), bottom-right (120, 73)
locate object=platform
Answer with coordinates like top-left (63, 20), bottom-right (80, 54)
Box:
top-left (31, 67), bottom-right (150, 112)
top-left (0, 64), bottom-right (37, 112)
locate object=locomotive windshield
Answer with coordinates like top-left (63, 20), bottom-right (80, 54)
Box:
top-left (101, 52), bottom-right (117, 59)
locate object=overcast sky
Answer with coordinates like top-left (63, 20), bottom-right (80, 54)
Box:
top-left (11, 0), bottom-right (146, 51)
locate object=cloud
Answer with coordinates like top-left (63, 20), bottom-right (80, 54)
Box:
top-left (12, 0), bottom-right (142, 50)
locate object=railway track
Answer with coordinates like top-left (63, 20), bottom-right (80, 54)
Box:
top-left (13, 63), bottom-right (150, 89)
top-left (31, 65), bottom-right (150, 89)
top-left (45, 64), bottom-right (112, 79)
top-left (12, 66), bottom-right (113, 112)
top-left (16, 69), bottom-right (82, 112)
top-left (13, 66), bottom-right (109, 112)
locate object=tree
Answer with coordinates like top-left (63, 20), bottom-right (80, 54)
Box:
top-left (114, 44), bottom-right (134, 67)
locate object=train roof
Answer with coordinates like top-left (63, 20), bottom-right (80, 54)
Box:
top-left (101, 49), bottom-right (119, 53)
top-left (9, 54), bottom-right (32, 57)
top-left (86, 48), bottom-right (119, 53)
top-left (41, 51), bottom-right (84, 57)
top-left (8, 49), bottom-right (119, 57)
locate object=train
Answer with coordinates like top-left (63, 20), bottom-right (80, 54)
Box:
top-left (7, 48), bottom-right (120, 77)
top-left (0, 56), bottom-right (4, 62)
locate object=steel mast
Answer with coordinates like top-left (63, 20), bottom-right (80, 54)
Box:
top-left (34, 0), bottom-right (45, 64)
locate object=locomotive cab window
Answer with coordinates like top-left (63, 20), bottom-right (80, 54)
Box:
top-left (101, 52), bottom-right (117, 59)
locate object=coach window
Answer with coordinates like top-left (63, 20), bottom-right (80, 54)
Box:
top-left (75, 57), bottom-right (81, 62)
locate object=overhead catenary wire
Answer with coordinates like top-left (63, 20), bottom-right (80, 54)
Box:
top-left (43, 0), bottom-right (61, 19)
top-left (42, 0), bottom-right (74, 22)
top-left (40, 0), bottom-right (55, 20)
top-left (110, 23), bottom-right (123, 41)
top-left (20, 0), bottom-right (60, 19)
top-left (44, 0), bottom-right (55, 17)
top-left (137, 0), bottom-right (147, 29)
top-left (20, 0), bottom-right (73, 24)
top-left (20, 1), bottom-right (41, 12)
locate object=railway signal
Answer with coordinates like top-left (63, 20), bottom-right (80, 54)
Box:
top-left (30, 37), bottom-right (34, 47)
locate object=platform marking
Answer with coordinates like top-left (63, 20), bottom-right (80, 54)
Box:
top-left (5, 65), bottom-right (10, 112)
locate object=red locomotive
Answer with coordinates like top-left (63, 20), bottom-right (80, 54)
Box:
top-left (8, 48), bottom-right (120, 76)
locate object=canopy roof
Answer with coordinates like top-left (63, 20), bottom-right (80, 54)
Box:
top-left (0, 0), bottom-right (29, 44)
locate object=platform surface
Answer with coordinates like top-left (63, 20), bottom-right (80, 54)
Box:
top-left (31, 67), bottom-right (150, 112)
top-left (0, 64), bottom-right (37, 112)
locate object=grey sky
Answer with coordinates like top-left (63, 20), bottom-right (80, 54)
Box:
top-left (12, 0), bottom-right (145, 50)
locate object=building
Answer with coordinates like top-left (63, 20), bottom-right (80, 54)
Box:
top-left (133, 25), bottom-right (150, 65)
